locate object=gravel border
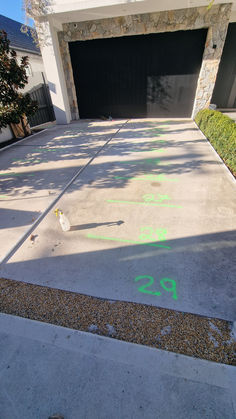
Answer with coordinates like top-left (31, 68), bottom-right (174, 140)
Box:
top-left (1, 277), bottom-right (235, 365)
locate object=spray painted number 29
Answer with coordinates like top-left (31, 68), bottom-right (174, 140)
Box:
top-left (134, 276), bottom-right (178, 300)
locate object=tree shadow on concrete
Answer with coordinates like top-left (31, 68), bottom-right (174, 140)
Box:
top-left (0, 149), bottom-right (221, 197)
top-left (0, 118), bottom-right (217, 238)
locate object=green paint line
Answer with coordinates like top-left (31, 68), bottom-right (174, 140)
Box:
top-left (130, 148), bottom-right (165, 152)
top-left (0, 173), bottom-right (35, 177)
top-left (32, 148), bottom-right (59, 152)
top-left (0, 195), bottom-right (7, 198)
top-left (32, 147), bottom-right (70, 152)
top-left (152, 140), bottom-right (166, 143)
top-left (150, 149), bottom-right (163, 151)
top-left (119, 159), bottom-right (160, 165)
top-left (114, 175), bottom-right (177, 182)
top-left (129, 148), bottom-right (164, 153)
top-left (107, 199), bottom-right (182, 208)
top-left (87, 233), bottom-right (171, 249)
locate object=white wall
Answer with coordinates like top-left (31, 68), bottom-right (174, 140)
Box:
top-left (37, 19), bottom-right (72, 124)
top-left (15, 51), bottom-right (47, 93)
top-left (0, 53), bottom-right (47, 143)
top-left (0, 126), bottom-right (13, 144)
top-left (45, 0), bottom-right (236, 24)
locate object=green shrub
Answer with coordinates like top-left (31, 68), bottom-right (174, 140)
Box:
top-left (195, 109), bottom-right (236, 176)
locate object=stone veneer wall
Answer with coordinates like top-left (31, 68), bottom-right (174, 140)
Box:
top-left (58, 3), bottom-right (232, 120)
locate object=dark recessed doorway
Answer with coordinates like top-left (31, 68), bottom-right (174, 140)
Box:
top-left (212, 23), bottom-right (236, 109)
top-left (69, 29), bottom-right (207, 118)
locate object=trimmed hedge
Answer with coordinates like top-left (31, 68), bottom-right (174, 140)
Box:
top-left (195, 109), bottom-right (236, 177)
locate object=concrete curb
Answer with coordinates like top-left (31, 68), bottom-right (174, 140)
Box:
top-left (0, 313), bottom-right (235, 387)
top-left (0, 128), bottom-right (49, 153)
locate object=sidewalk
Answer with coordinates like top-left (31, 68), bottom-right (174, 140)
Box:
top-left (0, 313), bottom-right (235, 419)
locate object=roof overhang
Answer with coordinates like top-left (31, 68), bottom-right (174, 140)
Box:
top-left (38, 0), bottom-right (236, 25)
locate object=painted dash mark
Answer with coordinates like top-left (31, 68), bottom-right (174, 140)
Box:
top-left (129, 149), bottom-right (161, 153)
top-left (152, 140), bottom-right (166, 143)
top-left (114, 175), bottom-right (177, 182)
top-left (107, 200), bottom-right (182, 208)
top-left (87, 234), bottom-right (171, 249)
top-left (0, 173), bottom-right (35, 177)
top-left (119, 159), bottom-right (161, 165)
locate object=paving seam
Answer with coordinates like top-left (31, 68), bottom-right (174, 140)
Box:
top-left (1, 277), bottom-right (235, 366)
top-left (0, 120), bottom-right (129, 266)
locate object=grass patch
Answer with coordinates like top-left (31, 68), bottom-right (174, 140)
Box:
top-left (195, 109), bottom-right (236, 177)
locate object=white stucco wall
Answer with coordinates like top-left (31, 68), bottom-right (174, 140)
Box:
top-left (15, 50), bottom-right (46, 93)
top-left (0, 126), bottom-right (13, 144)
top-left (45, 0), bottom-right (236, 23)
top-left (37, 19), bottom-right (72, 124)
top-left (0, 52), bottom-right (47, 144)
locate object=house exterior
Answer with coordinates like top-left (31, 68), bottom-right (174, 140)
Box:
top-left (0, 14), bottom-right (46, 93)
top-left (32, 1), bottom-right (236, 124)
top-left (0, 14), bottom-right (54, 142)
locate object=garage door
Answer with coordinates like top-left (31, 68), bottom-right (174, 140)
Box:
top-left (69, 29), bottom-right (207, 118)
top-left (212, 23), bottom-right (236, 108)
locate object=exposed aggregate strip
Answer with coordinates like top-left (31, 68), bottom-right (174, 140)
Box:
top-left (1, 277), bottom-right (235, 365)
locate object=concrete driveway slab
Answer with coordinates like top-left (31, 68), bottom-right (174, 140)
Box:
top-left (0, 313), bottom-right (235, 419)
top-left (1, 119), bottom-right (236, 321)
top-left (0, 120), bottom-right (125, 258)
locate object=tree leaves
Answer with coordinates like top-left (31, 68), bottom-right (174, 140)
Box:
top-left (0, 30), bottom-right (38, 129)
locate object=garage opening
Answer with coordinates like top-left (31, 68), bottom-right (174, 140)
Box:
top-left (212, 23), bottom-right (236, 109)
top-left (69, 29), bottom-right (207, 118)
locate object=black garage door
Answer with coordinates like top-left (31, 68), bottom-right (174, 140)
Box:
top-left (69, 29), bottom-right (207, 118)
top-left (212, 23), bottom-right (236, 108)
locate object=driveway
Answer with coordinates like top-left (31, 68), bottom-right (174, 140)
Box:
top-left (1, 118), bottom-right (236, 419)
top-left (0, 120), bottom-right (125, 258)
top-left (0, 118), bottom-right (235, 321)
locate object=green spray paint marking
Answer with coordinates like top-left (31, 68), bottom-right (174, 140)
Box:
top-left (0, 195), bottom-right (8, 198)
top-left (120, 158), bottom-right (161, 165)
top-left (87, 233), bottom-right (171, 249)
top-left (0, 172), bottom-right (35, 177)
top-left (129, 148), bottom-right (163, 153)
top-left (151, 148), bottom-right (164, 152)
top-left (152, 140), bottom-right (166, 143)
top-left (143, 193), bottom-right (170, 203)
top-left (134, 276), bottom-right (177, 300)
top-left (32, 148), bottom-right (66, 152)
top-left (12, 157), bottom-right (36, 162)
top-left (139, 227), bottom-right (167, 242)
top-left (107, 200), bottom-right (181, 208)
top-left (114, 174), bottom-right (177, 182)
